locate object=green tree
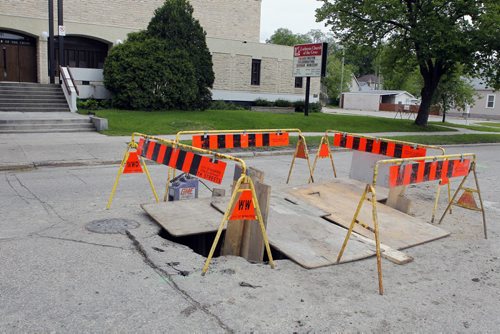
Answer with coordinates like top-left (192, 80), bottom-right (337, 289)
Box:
top-left (104, 34), bottom-right (197, 110)
top-left (433, 70), bottom-right (477, 123)
top-left (103, 0), bottom-right (214, 110)
top-left (317, 0), bottom-right (500, 126)
top-left (323, 53), bottom-right (354, 101)
top-left (266, 28), bottom-right (312, 46)
top-left (147, 0), bottom-right (214, 109)
top-left (379, 44), bottom-right (422, 96)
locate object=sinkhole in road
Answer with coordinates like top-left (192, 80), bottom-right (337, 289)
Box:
top-left (157, 228), bottom-right (288, 261)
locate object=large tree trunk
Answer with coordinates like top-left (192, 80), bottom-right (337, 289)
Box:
top-left (415, 62), bottom-right (443, 126)
top-left (415, 85), bottom-right (434, 126)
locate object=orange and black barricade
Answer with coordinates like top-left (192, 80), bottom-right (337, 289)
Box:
top-left (336, 153), bottom-right (486, 295)
top-left (107, 132), bottom-right (276, 274)
top-left (174, 129), bottom-right (315, 192)
top-left (312, 130), bottom-right (450, 222)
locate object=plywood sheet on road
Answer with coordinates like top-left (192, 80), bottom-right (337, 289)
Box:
top-left (287, 182), bottom-right (450, 250)
top-left (212, 195), bottom-right (377, 268)
top-left (141, 198), bottom-right (223, 237)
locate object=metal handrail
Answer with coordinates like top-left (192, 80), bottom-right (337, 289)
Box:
top-left (66, 66), bottom-right (80, 96)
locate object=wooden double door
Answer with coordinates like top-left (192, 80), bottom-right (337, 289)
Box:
top-left (0, 31), bottom-right (37, 83)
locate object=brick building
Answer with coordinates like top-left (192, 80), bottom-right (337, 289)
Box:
top-left (0, 0), bottom-right (320, 102)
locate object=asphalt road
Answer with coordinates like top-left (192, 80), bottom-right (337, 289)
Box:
top-left (1, 144), bottom-right (499, 332)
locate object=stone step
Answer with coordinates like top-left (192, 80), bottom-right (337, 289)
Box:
top-left (0, 102), bottom-right (70, 108)
top-left (0, 97), bottom-right (67, 103)
top-left (0, 118), bottom-right (90, 124)
top-left (0, 82), bottom-right (59, 88)
top-left (0, 128), bottom-right (96, 134)
top-left (0, 90), bottom-right (64, 98)
top-left (0, 123), bottom-right (95, 131)
top-left (0, 106), bottom-right (70, 112)
top-left (0, 87), bottom-right (63, 94)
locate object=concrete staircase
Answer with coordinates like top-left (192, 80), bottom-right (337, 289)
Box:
top-left (0, 118), bottom-right (96, 133)
top-left (0, 82), bottom-right (96, 133)
top-left (0, 82), bottom-right (70, 112)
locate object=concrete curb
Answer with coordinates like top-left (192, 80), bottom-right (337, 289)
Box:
top-left (1, 142), bottom-right (499, 172)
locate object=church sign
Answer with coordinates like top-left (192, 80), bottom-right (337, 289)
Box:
top-left (292, 43), bottom-right (328, 78)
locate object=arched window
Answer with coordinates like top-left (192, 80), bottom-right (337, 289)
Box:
top-left (55, 36), bottom-right (109, 69)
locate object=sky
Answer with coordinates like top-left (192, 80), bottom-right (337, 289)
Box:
top-left (260, 0), bottom-right (330, 42)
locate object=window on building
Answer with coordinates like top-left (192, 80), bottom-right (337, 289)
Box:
top-left (295, 77), bottom-right (303, 88)
top-left (251, 59), bottom-right (261, 86)
top-left (486, 94), bottom-right (495, 109)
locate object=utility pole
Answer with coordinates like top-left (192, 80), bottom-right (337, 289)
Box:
top-left (48, 0), bottom-right (55, 84)
top-left (339, 48), bottom-right (345, 99)
top-left (57, 0), bottom-right (64, 71)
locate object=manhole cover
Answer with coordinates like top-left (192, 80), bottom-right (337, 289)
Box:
top-left (86, 218), bottom-right (140, 234)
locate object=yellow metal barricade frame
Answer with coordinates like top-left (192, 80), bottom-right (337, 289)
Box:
top-left (172, 129), bottom-right (315, 198)
top-left (336, 153), bottom-right (485, 295)
top-left (106, 132), bottom-right (275, 273)
top-left (106, 138), bottom-right (159, 209)
top-left (311, 130), bottom-right (451, 223)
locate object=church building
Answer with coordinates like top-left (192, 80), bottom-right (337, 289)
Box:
top-left (0, 0), bottom-right (320, 103)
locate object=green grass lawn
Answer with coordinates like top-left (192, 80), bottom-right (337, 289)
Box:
top-left (430, 121), bottom-right (500, 133)
top-left (388, 134), bottom-right (500, 145)
top-left (476, 122), bottom-right (500, 128)
top-left (88, 109), bottom-right (452, 136)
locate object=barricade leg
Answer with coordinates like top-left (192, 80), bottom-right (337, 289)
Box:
top-left (438, 173), bottom-right (469, 225)
top-left (337, 184), bottom-right (384, 295)
top-left (141, 157), bottom-right (160, 204)
top-left (431, 182), bottom-right (441, 223)
top-left (202, 175), bottom-right (245, 275)
top-left (106, 149), bottom-right (130, 209)
top-left (472, 164), bottom-right (487, 239)
top-left (370, 185), bottom-right (384, 295)
top-left (337, 185), bottom-right (370, 263)
top-left (286, 143), bottom-right (299, 184)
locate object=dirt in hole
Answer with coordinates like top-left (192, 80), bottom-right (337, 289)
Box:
top-left (157, 228), bottom-right (288, 261)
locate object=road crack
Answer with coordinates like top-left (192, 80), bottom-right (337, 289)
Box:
top-left (126, 231), bottom-right (233, 334)
top-left (35, 234), bottom-right (127, 250)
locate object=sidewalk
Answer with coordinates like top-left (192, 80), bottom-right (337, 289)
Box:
top-left (1, 110), bottom-right (498, 171)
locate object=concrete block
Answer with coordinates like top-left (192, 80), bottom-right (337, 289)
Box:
top-left (90, 116), bottom-right (108, 131)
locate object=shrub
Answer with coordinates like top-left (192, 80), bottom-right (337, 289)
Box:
top-left (209, 100), bottom-right (245, 110)
top-left (104, 36), bottom-right (197, 110)
top-left (274, 99), bottom-right (292, 107)
top-left (103, 0), bottom-right (214, 110)
top-left (77, 99), bottom-right (99, 110)
top-left (254, 99), bottom-right (273, 106)
top-left (294, 101), bottom-right (322, 113)
top-left (77, 99), bottom-right (110, 110)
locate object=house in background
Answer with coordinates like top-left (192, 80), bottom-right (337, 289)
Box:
top-left (357, 74), bottom-right (383, 91)
top-left (341, 90), bottom-right (418, 112)
top-left (449, 78), bottom-right (499, 119)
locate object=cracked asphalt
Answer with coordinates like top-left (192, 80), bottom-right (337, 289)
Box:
top-left (1, 130), bottom-right (500, 332)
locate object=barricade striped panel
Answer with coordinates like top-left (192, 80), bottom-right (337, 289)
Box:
top-left (388, 158), bottom-right (471, 187)
top-left (332, 133), bottom-right (427, 158)
top-left (137, 138), bottom-right (227, 184)
top-left (192, 132), bottom-right (289, 150)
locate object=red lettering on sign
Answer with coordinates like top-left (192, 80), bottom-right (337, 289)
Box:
top-left (269, 132), bottom-right (289, 146)
top-left (123, 152), bottom-right (143, 174)
top-left (294, 43), bottom-right (323, 57)
top-left (196, 157), bottom-right (227, 184)
top-left (229, 189), bottom-right (256, 221)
